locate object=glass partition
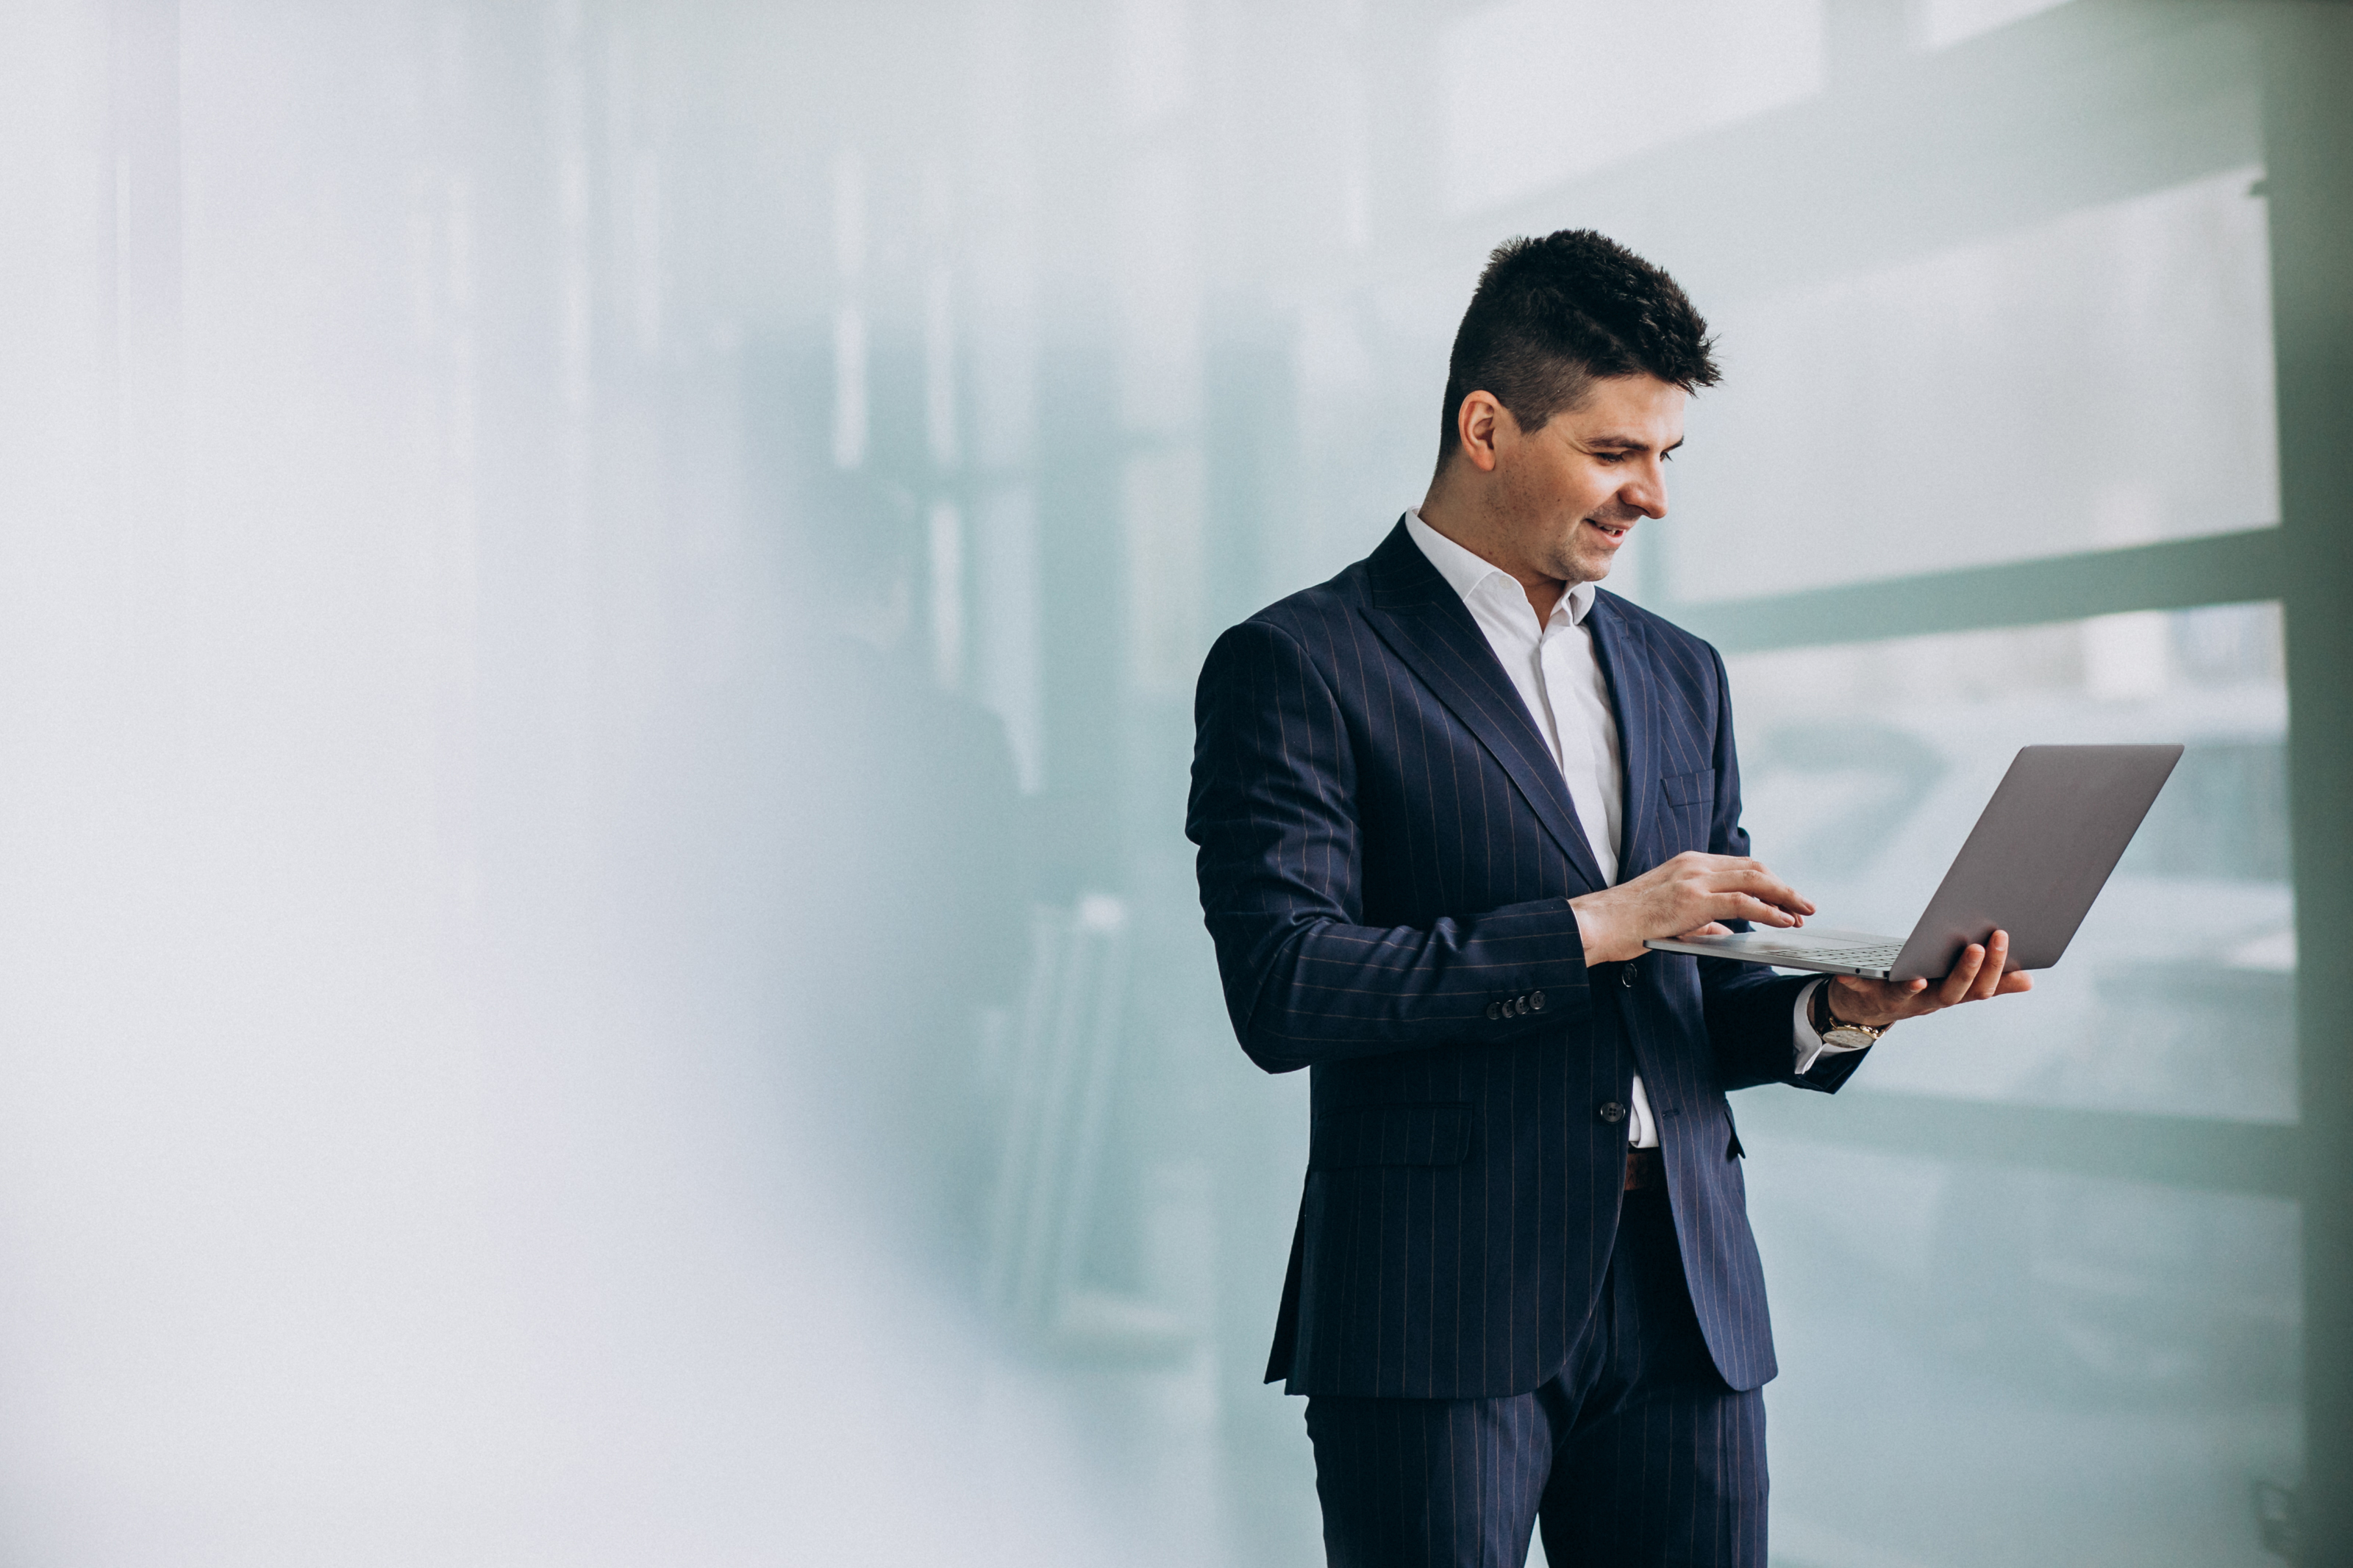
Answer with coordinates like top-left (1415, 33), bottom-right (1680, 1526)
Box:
top-left (1726, 605), bottom-right (2298, 1567)
top-left (1668, 167), bottom-right (2281, 602)
top-left (0, 1), bottom-right (2324, 1564)
top-left (1726, 603), bottom-right (2292, 1117)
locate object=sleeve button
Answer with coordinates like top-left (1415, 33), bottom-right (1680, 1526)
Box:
top-left (1485, 1002), bottom-right (1502, 1021)
top-left (1530, 990), bottom-right (1546, 1011)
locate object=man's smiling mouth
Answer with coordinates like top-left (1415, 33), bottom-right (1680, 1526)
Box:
top-left (1587, 518), bottom-right (1630, 542)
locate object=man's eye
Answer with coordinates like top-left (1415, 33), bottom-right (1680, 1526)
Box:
top-left (1594, 451), bottom-right (1626, 463)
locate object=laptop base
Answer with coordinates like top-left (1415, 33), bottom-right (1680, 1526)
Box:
top-left (1643, 927), bottom-right (1909, 981)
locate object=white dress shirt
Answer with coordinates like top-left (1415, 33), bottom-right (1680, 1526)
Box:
top-left (1403, 512), bottom-right (1855, 1148)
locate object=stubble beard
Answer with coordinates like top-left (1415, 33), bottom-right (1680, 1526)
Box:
top-left (1499, 466), bottom-right (1624, 588)
top-left (1552, 515), bottom-right (1626, 587)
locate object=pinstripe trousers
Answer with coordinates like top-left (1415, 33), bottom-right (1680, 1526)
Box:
top-left (1303, 1186), bottom-right (1767, 1568)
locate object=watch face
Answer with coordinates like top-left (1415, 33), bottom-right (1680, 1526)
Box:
top-left (1824, 1025), bottom-right (1879, 1049)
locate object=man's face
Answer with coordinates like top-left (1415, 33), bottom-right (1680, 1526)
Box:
top-left (1490, 373), bottom-right (1685, 586)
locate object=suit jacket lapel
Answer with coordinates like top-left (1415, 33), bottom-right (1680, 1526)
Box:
top-left (1585, 591), bottom-right (1661, 880)
top-left (1357, 524), bottom-right (1610, 894)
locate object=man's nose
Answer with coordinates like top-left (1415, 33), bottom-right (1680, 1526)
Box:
top-left (1622, 460), bottom-right (1669, 520)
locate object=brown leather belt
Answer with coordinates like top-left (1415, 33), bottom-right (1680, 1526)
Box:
top-left (1624, 1146), bottom-right (1665, 1192)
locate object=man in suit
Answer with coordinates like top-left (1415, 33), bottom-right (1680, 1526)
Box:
top-left (1185, 230), bottom-right (2029, 1568)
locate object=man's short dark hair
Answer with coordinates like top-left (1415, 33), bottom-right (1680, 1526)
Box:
top-left (1435, 229), bottom-right (1719, 477)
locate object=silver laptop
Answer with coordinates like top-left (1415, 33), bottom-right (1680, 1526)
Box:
top-left (1645, 744), bottom-right (2183, 982)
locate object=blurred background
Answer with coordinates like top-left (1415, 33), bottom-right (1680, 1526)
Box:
top-left (0, 0), bottom-right (2347, 1564)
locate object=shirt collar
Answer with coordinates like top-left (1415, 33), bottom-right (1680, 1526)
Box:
top-left (1404, 509), bottom-right (1596, 625)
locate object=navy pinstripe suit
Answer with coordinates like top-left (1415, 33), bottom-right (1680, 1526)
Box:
top-left (1187, 520), bottom-right (1868, 1562)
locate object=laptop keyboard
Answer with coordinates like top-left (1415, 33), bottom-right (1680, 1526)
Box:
top-left (1750, 942), bottom-right (1906, 969)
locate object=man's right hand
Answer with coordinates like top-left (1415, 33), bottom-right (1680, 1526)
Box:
top-left (1568, 851), bottom-right (1815, 966)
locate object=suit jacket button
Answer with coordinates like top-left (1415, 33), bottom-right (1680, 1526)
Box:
top-left (1530, 989), bottom-right (1545, 1011)
top-left (1486, 1002), bottom-right (1502, 1020)
top-left (1621, 966), bottom-right (1637, 988)
top-left (1599, 1101), bottom-right (1627, 1124)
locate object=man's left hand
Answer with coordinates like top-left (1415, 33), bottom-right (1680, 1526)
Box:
top-left (1828, 928), bottom-right (2032, 1028)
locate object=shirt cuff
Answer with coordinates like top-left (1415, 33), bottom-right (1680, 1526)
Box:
top-left (1791, 978), bottom-right (1869, 1075)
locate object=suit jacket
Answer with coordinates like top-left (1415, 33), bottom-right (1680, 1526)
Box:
top-left (1185, 520), bottom-right (1868, 1400)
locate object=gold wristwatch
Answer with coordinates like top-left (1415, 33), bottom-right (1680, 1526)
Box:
top-left (1811, 982), bottom-right (1888, 1050)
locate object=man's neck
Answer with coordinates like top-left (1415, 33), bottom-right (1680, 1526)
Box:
top-left (1415, 495), bottom-right (1574, 624)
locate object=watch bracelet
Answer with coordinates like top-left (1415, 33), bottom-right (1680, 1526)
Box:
top-left (1814, 978), bottom-right (1886, 1040)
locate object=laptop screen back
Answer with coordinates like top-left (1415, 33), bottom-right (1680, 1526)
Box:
top-left (1890, 743), bottom-right (2184, 981)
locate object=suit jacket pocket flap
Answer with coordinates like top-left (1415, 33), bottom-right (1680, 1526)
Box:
top-left (1310, 1103), bottom-right (1473, 1170)
top-left (1660, 768), bottom-right (1714, 807)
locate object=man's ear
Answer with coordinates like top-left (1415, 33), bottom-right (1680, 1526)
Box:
top-left (1455, 391), bottom-right (1510, 474)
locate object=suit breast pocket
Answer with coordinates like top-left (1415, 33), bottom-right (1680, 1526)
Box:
top-left (1660, 768), bottom-right (1715, 850)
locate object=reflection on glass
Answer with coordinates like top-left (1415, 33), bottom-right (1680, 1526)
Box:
top-left (1924, 0), bottom-right (2075, 51)
top-left (0, 0), bottom-right (2310, 1562)
top-left (1729, 604), bottom-right (2297, 1568)
top-left (1673, 166), bottom-right (2279, 601)
top-left (1440, 0), bottom-right (1827, 210)
top-left (1727, 601), bottom-right (2292, 1118)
